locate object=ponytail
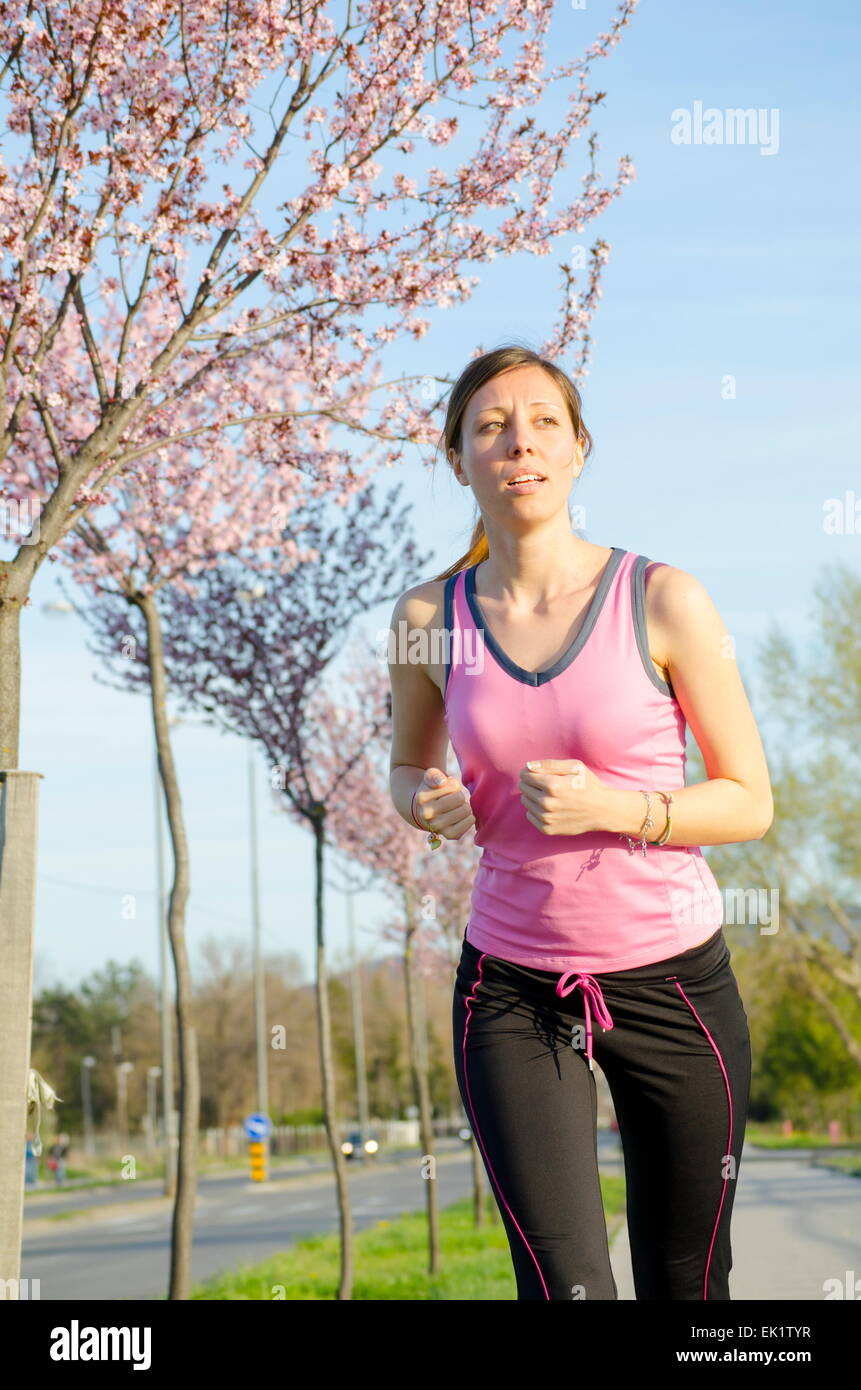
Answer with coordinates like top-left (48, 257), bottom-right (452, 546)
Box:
top-left (433, 516), bottom-right (489, 582)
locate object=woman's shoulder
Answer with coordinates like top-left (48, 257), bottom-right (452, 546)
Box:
top-left (389, 573), bottom-right (455, 631)
top-left (642, 558), bottom-right (725, 663)
top-left (643, 557), bottom-right (716, 609)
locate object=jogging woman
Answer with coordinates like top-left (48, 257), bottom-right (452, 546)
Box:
top-left (387, 344), bottom-right (773, 1300)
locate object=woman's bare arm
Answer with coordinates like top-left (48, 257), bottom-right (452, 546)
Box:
top-left (606, 565), bottom-right (774, 845)
top-left (387, 582), bottom-right (465, 831)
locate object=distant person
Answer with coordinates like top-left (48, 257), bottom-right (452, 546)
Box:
top-left (24, 1132), bottom-right (38, 1188)
top-left (47, 1133), bottom-right (70, 1186)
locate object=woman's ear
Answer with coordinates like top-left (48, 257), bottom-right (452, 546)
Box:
top-left (449, 449), bottom-right (469, 486)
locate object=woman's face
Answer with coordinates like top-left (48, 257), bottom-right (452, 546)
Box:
top-left (449, 364), bottom-right (582, 524)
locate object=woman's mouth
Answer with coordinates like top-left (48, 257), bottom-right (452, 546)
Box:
top-left (506, 473), bottom-right (546, 495)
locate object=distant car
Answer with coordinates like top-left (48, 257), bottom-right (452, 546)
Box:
top-left (341, 1130), bottom-right (380, 1160)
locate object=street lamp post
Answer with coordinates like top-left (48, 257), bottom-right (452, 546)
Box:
top-left (81, 1056), bottom-right (96, 1158)
top-left (235, 587), bottom-right (271, 1157)
top-left (146, 1067), bottom-right (162, 1158)
top-left (346, 889), bottom-right (371, 1147)
top-left (248, 745), bottom-right (269, 1124)
top-left (117, 1061), bottom-right (134, 1155)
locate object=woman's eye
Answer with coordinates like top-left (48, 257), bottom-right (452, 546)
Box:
top-left (481, 417), bottom-right (558, 430)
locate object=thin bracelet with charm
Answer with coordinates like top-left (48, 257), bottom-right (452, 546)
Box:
top-left (410, 787), bottom-right (443, 851)
top-left (619, 789), bottom-right (654, 856)
top-left (618, 789), bottom-right (673, 854)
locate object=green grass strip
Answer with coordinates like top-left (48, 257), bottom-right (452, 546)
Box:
top-left (190, 1176), bottom-right (627, 1300)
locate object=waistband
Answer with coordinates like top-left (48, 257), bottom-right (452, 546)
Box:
top-left (461, 927), bottom-right (728, 1072)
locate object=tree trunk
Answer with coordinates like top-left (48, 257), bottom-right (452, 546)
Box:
top-left (403, 903), bottom-right (440, 1276)
top-left (0, 438), bottom-right (137, 766)
top-left (312, 817), bottom-right (353, 1299)
top-left (0, 590), bottom-right (22, 770)
top-left (0, 771), bottom-right (42, 1290)
top-left (136, 593), bottom-right (200, 1301)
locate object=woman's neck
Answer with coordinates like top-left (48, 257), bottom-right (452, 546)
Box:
top-left (476, 532), bottom-right (609, 606)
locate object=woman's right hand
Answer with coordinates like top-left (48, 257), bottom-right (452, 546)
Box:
top-left (413, 768), bottom-right (476, 841)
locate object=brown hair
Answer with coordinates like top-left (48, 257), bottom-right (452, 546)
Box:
top-left (433, 345), bottom-right (593, 581)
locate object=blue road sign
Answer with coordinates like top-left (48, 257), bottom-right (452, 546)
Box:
top-left (243, 1112), bottom-right (272, 1141)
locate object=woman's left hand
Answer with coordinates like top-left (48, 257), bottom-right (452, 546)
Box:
top-left (518, 759), bottom-right (612, 836)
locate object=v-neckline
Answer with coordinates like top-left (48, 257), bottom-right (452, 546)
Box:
top-left (464, 547), bottom-right (625, 687)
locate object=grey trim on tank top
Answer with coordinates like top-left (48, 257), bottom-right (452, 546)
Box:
top-left (443, 569), bottom-right (457, 697)
top-left (632, 554), bottom-right (675, 698)
top-left (460, 545), bottom-right (626, 688)
top-left (444, 546), bottom-right (677, 699)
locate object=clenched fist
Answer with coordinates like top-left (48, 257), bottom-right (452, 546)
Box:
top-left (413, 768), bottom-right (476, 841)
top-left (518, 758), bottom-right (612, 836)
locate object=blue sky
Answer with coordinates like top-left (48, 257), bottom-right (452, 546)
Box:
top-left (9, 0), bottom-right (859, 993)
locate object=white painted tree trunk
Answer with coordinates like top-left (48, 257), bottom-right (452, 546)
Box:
top-left (0, 771), bottom-right (42, 1290)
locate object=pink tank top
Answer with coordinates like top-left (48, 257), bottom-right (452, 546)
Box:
top-left (443, 546), bottom-right (724, 973)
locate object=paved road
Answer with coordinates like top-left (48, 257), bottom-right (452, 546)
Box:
top-left (21, 1149), bottom-right (422, 1222)
top-left (20, 1134), bottom-right (622, 1301)
top-left (610, 1144), bottom-right (861, 1300)
top-left (21, 1149), bottom-right (479, 1300)
top-left (20, 1138), bottom-right (857, 1300)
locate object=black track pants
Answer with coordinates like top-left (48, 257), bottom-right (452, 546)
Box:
top-left (452, 926), bottom-right (752, 1300)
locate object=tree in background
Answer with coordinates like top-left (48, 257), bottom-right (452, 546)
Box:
top-left (54, 408), bottom-right (318, 1296)
top-left (31, 962), bottom-right (155, 1137)
top-left (1, 0), bottom-right (639, 762)
top-left (321, 648), bottom-right (488, 1270)
top-left (0, 0), bottom-right (640, 1283)
top-left (29, 939), bottom-right (455, 1142)
top-left (688, 557), bottom-right (861, 1126)
top-left (73, 484), bottom-right (427, 1299)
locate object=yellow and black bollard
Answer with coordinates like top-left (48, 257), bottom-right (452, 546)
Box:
top-left (248, 1140), bottom-right (267, 1182)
